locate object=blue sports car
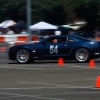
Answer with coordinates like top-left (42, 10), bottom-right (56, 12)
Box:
top-left (8, 35), bottom-right (100, 64)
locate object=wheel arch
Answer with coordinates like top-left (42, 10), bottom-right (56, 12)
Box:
top-left (14, 47), bottom-right (32, 60)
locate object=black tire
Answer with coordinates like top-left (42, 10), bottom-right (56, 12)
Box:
top-left (16, 49), bottom-right (32, 64)
top-left (74, 48), bottom-right (90, 63)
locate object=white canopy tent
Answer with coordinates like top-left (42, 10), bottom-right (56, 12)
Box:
top-left (0, 20), bottom-right (16, 28)
top-left (29, 21), bottom-right (58, 30)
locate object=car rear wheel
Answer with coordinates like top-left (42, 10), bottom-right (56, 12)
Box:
top-left (16, 49), bottom-right (32, 64)
top-left (75, 48), bottom-right (90, 63)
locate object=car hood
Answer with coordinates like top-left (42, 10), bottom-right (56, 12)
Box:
top-left (11, 41), bottom-right (38, 47)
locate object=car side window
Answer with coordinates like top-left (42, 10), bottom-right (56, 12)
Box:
top-left (53, 37), bottom-right (67, 43)
top-left (60, 37), bottom-right (67, 43)
top-left (45, 38), bottom-right (57, 43)
top-left (68, 37), bottom-right (75, 42)
top-left (45, 37), bottom-right (67, 44)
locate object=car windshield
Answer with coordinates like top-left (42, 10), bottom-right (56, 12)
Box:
top-left (37, 37), bottom-right (46, 43)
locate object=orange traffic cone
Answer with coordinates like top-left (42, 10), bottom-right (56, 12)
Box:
top-left (58, 58), bottom-right (64, 66)
top-left (89, 59), bottom-right (95, 67)
top-left (95, 76), bottom-right (100, 88)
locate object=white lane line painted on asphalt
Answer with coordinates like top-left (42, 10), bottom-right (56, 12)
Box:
top-left (18, 81), bottom-right (96, 89)
top-left (19, 79), bottom-right (94, 86)
top-left (1, 91), bottom-right (100, 100)
top-left (0, 86), bottom-right (99, 90)
top-left (0, 92), bottom-right (64, 100)
top-left (1, 63), bottom-right (100, 70)
top-left (1, 63), bottom-right (99, 68)
top-left (0, 66), bottom-right (43, 70)
top-left (86, 78), bottom-right (96, 80)
top-left (36, 91), bottom-right (100, 97)
top-left (1, 91), bottom-right (100, 99)
top-left (2, 63), bottom-right (100, 68)
top-left (66, 64), bottom-right (100, 69)
top-left (0, 95), bottom-right (23, 98)
top-left (19, 81), bottom-right (71, 87)
top-left (18, 81), bottom-right (100, 89)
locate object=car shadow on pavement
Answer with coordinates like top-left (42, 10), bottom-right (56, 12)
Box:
top-left (7, 60), bottom-right (87, 64)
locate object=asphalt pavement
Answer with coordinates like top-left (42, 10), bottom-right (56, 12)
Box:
top-left (0, 53), bottom-right (100, 100)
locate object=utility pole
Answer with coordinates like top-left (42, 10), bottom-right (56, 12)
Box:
top-left (26, 0), bottom-right (31, 41)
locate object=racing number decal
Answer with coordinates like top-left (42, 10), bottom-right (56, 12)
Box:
top-left (49, 45), bottom-right (58, 54)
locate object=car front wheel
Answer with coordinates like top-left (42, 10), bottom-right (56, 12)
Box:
top-left (16, 49), bottom-right (31, 64)
top-left (75, 48), bottom-right (90, 63)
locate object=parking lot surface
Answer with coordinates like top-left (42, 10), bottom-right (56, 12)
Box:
top-left (0, 53), bottom-right (100, 100)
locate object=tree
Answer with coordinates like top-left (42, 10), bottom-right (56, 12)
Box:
top-left (0, 0), bottom-right (67, 25)
top-left (31, 0), bottom-right (67, 25)
top-left (0, 0), bottom-right (26, 22)
top-left (68, 0), bottom-right (100, 31)
top-left (0, 0), bottom-right (100, 29)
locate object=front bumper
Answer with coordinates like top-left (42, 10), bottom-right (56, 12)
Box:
top-left (8, 49), bottom-right (16, 60)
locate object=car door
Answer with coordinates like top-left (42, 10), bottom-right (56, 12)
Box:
top-left (33, 36), bottom-right (71, 59)
top-left (32, 43), bottom-right (49, 59)
top-left (40, 36), bottom-right (70, 59)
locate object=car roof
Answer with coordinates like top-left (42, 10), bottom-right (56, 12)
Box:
top-left (47, 35), bottom-right (91, 41)
top-left (48, 35), bottom-right (84, 38)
